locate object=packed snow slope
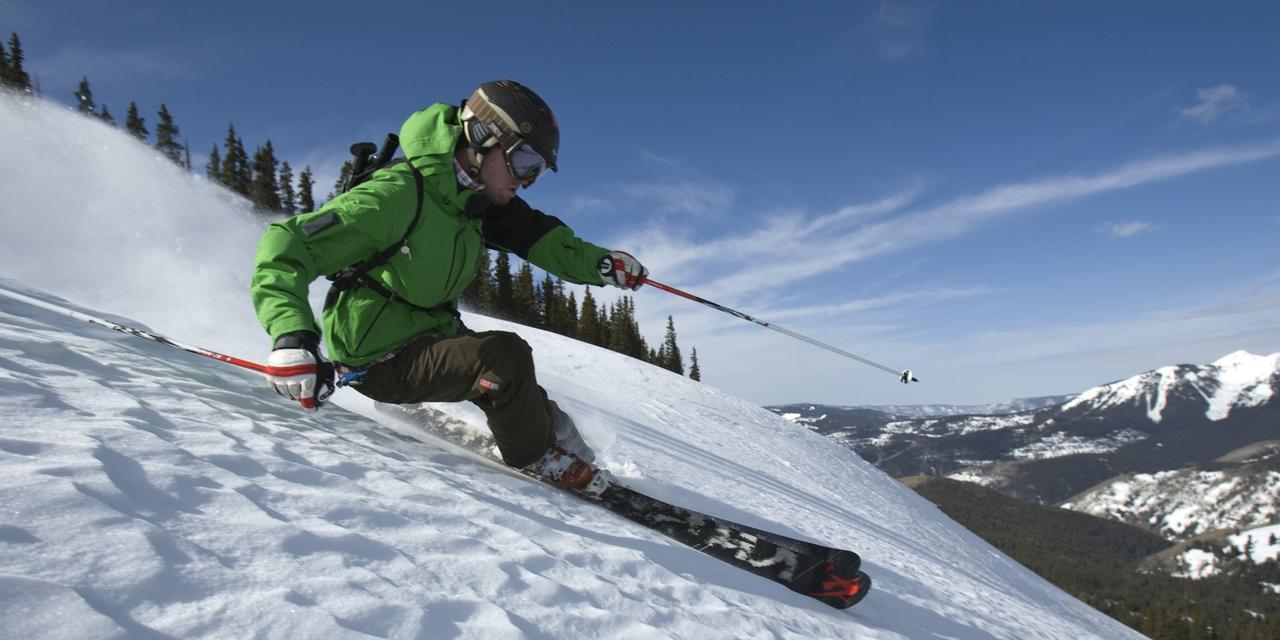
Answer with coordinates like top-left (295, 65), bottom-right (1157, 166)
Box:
top-left (0, 94), bottom-right (1142, 638)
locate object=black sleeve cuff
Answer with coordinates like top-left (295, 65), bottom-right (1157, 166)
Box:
top-left (273, 330), bottom-right (319, 352)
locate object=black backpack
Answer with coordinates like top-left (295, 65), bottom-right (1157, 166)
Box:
top-left (323, 135), bottom-right (456, 320)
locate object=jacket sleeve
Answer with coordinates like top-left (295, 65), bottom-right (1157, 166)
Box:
top-left (250, 171), bottom-right (418, 341)
top-left (480, 196), bottom-right (610, 286)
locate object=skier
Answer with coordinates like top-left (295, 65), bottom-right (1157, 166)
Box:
top-left (250, 80), bottom-right (647, 497)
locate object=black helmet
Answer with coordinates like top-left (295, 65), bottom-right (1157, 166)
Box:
top-left (460, 80), bottom-right (559, 174)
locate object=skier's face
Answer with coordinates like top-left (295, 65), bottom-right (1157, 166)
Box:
top-left (479, 146), bottom-right (521, 205)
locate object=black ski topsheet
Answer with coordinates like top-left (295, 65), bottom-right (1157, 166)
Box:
top-left (525, 470), bottom-right (871, 610)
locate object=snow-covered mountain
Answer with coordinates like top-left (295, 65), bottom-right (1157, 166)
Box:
top-left (776, 396), bottom-right (1074, 421)
top-left (1058, 351), bottom-right (1278, 424)
top-left (1061, 442), bottom-right (1280, 540)
top-left (0, 92), bottom-right (1142, 638)
top-left (775, 352), bottom-right (1280, 506)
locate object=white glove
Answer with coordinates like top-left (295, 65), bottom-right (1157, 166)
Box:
top-left (265, 332), bottom-right (334, 410)
top-left (598, 250), bottom-right (648, 290)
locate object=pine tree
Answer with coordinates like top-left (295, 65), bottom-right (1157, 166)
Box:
top-left (5, 33), bottom-right (32, 92)
top-left (98, 104), bottom-right (115, 126)
top-left (183, 141), bottom-right (192, 171)
top-left (539, 273), bottom-right (558, 330)
top-left (74, 77), bottom-right (96, 115)
top-left (689, 347), bottom-right (701, 381)
top-left (278, 161), bottom-right (297, 214)
top-left (461, 249), bottom-right (494, 314)
top-left (0, 39), bottom-right (10, 88)
top-left (154, 104), bottom-right (183, 163)
top-left (329, 160), bottom-right (353, 200)
top-left (206, 145), bottom-right (221, 181)
top-left (597, 304), bottom-right (610, 348)
top-left (493, 252), bottom-right (514, 319)
top-left (250, 141), bottom-right (282, 211)
top-left (219, 123), bottom-right (251, 196)
top-left (298, 166), bottom-right (316, 212)
top-left (662, 315), bottom-right (684, 375)
top-left (627, 298), bottom-right (647, 359)
top-left (513, 262), bottom-right (538, 325)
top-left (578, 288), bottom-right (599, 344)
top-left (125, 102), bottom-right (148, 142)
top-left (563, 290), bottom-right (578, 337)
top-left (607, 300), bottom-right (629, 354)
top-left (0, 40), bottom-right (9, 84)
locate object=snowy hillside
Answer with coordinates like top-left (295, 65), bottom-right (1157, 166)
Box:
top-left (1061, 462), bottom-right (1280, 540)
top-left (774, 351), bottom-right (1280, 507)
top-left (1059, 351), bottom-right (1279, 423)
top-left (0, 285), bottom-right (1141, 639)
top-left (1174, 523), bottom-right (1280, 581)
top-left (0, 92), bottom-right (1144, 638)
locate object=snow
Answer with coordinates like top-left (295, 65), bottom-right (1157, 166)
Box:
top-left (1009, 429), bottom-right (1146, 461)
top-left (1175, 549), bottom-right (1220, 579)
top-left (1060, 352), bottom-right (1279, 423)
top-left (1232, 523), bottom-right (1280, 565)
top-left (1173, 523), bottom-right (1280, 579)
top-left (1063, 469), bottom-right (1280, 540)
top-left (1061, 372), bottom-right (1150, 415)
top-left (0, 92), bottom-right (1142, 639)
top-left (945, 470), bottom-right (999, 487)
top-left (1206, 351), bottom-right (1279, 421)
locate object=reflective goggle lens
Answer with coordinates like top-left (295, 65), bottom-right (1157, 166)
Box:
top-left (506, 143), bottom-right (548, 182)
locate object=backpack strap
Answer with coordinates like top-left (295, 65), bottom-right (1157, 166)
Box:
top-left (324, 161), bottom-right (460, 321)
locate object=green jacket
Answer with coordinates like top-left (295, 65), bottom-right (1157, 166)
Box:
top-left (251, 103), bottom-right (609, 365)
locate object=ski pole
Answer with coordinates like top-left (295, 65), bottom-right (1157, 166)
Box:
top-left (0, 286), bottom-right (268, 374)
top-left (641, 279), bottom-right (919, 384)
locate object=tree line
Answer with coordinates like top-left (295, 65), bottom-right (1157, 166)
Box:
top-left (460, 250), bottom-right (701, 379)
top-left (910, 476), bottom-right (1280, 640)
top-left (4, 30), bottom-right (704, 380)
top-left (4, 32), bottom-right (316, 216)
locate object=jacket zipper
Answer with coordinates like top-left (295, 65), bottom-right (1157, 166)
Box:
top-left (442, 227), bottom-right (469, 298)
top-left (353, 297), bottom-right (391, 354)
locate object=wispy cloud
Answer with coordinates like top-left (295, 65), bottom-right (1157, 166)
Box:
top-left (715, 140), bottom-right (1280, 297)
top-left (870, 0), bottom-right (933, 60)
top-left (1177, 84), bottom-right (1279, 124)
top-left (761, 286), bottom-right (997, 322)
top-left (615, 139), bottom-right (1280, 301)
top-left (620, 180), bottom-right (735, 218)
top-left (567, 195), bottom-right (611, 215)
top-left (36, 45), bottom-right (195, 92)
top-left (1099, 220), bottom-right (1155, 239)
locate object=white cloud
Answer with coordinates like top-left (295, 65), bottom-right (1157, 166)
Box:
top-left (760, 286), bottom-right (997, 322)
top-left (1099, 220), bottom-right (1154, 239)
top-left (619, 180), bottom-right (735, 218)
top-left (870, 0), bottom-right (933, 60)
top-left (1179, 85), bottom-right (1247, 123)
top-left (698, 139), bottom-right (1280, 299)
top-left (609, 141), bottom-right (1280, 403)
top-left (1178, 85), bottom-right (1279, 124)
top-left (36, 45), bottom-right (195, 92)
top-left (567, 195), bottom-right (611, 215)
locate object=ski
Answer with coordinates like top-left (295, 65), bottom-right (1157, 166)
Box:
top-left (381, 404), bottom-right (871, 609)
top-left (525, 470), bottom-right (871, 610)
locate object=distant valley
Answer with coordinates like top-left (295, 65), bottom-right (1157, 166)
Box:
top-left (769, 351), bottom-right (1280, 636)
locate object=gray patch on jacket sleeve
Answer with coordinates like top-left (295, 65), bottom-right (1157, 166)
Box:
top-left (303, 212), bottom-right (340, 237)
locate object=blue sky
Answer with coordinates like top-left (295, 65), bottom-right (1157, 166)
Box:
top-left (5, 1), bottom-right (1279, 406)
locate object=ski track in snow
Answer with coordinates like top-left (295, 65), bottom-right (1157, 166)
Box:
top-left (0, 93), bottom-right (1142, 639)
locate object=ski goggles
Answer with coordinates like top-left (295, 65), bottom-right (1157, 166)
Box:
top-left (505, 142), bottom-right (550, 183)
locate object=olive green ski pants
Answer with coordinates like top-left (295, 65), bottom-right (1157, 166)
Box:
top-left (353, 330), bottom-right (563, 468)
